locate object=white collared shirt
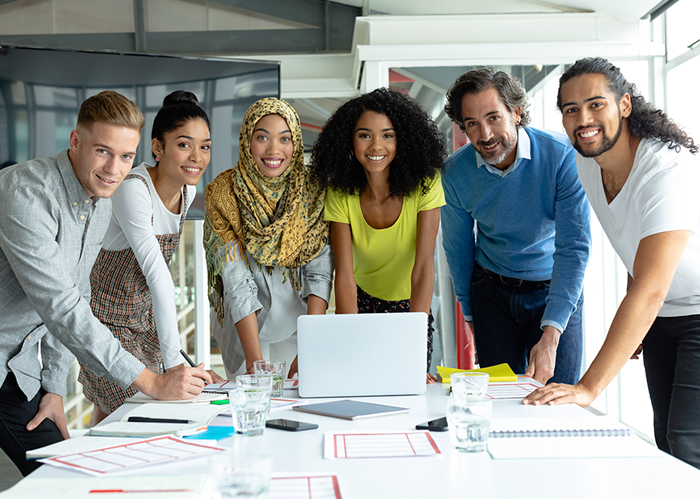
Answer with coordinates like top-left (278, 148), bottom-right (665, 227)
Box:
top-left (476, 127), bottom-right (531, 177)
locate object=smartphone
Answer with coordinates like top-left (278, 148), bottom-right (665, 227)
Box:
top-left (266, 419), bottom-right (319, 432)
top-left (415, 417), bottom-right (449, 432)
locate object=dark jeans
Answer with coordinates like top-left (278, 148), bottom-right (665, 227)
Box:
top-left (471, 265), bottom-right (583, 384)
top-left (0, 372), bottom-right (64, 476)
top-left (643, 314), bottom-right (700, 469)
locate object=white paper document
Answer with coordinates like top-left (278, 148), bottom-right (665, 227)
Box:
top-left (285, 378), bottom-right (300, 390)
top-left (488, 434), bottom-right (662, 459)
top-left (0, 474), bottom-right (207, 499)
top-left (126, 391), bottom-right (226, 403)
top-left (204, 379), bottom-right (300, 392)
top-left (88, 422), bottom-right (205, 438)
top-left (324, 431), bottom-right (441, 459)
top-left (270, 473), bottom-right (342, 499)
top-left (202, 380), bottom-right (237, 392)
top-left (486, 379), bottom-right (542, 399)
top-left (27, 437), bottom-right (138, 459)
top-left (271, 398), bottom-right (302, 410)
top-left (40, 436), bottom-right (225, 476)
top-left (89, 401), bottom-right (226, 437)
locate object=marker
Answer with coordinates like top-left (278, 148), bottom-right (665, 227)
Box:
top-left (211, 399), bottom-right (229, 405)
top-left (180, 349), bottom-right (196, 367)
top-left (127, 417), bottom-right (191, 424)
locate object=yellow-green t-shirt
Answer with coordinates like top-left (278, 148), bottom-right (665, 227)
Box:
top-left (324, 174), bottom-right (445, 301)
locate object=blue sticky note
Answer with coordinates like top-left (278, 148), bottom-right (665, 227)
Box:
top-left (183, 426), bottom-right (236, 441)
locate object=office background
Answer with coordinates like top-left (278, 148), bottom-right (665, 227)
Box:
top-left (0, 0), bottom-right (698, 486)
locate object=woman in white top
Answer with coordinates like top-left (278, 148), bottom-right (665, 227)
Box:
top-left (79, 91), bottom-right (221, 424)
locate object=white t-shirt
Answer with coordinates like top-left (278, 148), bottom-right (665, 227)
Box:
top-left (577, 138), bottom-right (700, 317)
top-left (102, 163), bottom-right (196, 368)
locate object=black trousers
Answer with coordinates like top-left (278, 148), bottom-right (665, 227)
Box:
top-left (643, 314), bottom-right (700, 469)
top-left (0, 372), bottom-right (64, 476)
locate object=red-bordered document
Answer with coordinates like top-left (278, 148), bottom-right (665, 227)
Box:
top-left (324, 431), bottom-right (441, 459)
top-left (270, 398), bottom-right (301, 410)
top-left (486, 381), bottom-right (541, 399)
top-left (271, 473), bottom-right (342, 499)
top-left (284, 379), bottom-right (300, 390)
top-left (40, 436), bottom-right (225, 476)
top-left (203, 380), bottom-right (237, 392)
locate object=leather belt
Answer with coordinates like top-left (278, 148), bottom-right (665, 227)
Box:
top-left (479, 265), bottom-right (550, 290)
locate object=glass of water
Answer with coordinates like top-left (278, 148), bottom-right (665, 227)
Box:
top-left (229, 387), bottom-right (270, 436)
top-left (253, 360), bottom-right (286, 397)
top-left (450, 372), bottom-right (489, 402)
top-left (236, 374), bottom-right (274, 405)
top-left (208, 452), bottom-right (272, 498)
top-left (446, 397), bottom-right (492, 452)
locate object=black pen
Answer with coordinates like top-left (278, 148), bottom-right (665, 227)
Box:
top-left (128, 417), bottom-right (191, 424)
top-left (180, 349), bottom-right (196, 367)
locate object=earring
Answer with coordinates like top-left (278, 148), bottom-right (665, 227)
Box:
top-left (155, 156), bottom-right (160, 162)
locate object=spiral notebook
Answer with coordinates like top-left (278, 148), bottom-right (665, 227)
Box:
top-left (489, 416), bottom-right (635, 438)
top-left (487, 416), bottom-right (661, 459)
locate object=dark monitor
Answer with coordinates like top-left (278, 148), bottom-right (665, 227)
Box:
top-left (0, 45), bottom-right (280, 219)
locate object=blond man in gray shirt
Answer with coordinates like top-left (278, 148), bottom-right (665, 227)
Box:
top-left (0, 91), bottom-right (211, 475)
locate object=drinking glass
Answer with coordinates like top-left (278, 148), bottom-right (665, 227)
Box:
top-left (446, 397), bottom-right (492, 452)
top-left (450, 372), bottom-right (489, 402)
top-left (253, 360), bottom-right (286, 397)
top-left (229, 387), bottom-right (270, 436)
top-left (208, 452), bottom-right (272, 498)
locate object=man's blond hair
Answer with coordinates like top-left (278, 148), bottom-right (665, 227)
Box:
top-left (77, 90), bottom-right (144, 132)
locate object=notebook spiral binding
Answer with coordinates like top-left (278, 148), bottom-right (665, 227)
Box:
top-left (489, 428), bottom-right (635, 438)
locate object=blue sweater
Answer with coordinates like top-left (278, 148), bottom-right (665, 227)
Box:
top-left (441, 127), bottom-right (591, 332)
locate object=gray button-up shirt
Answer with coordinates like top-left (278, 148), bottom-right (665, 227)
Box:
top-left (211, 241), bottom-right (333, 374)
top-left (0, 150), bottom-right (144, 399)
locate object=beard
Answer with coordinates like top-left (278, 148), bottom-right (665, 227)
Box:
top-left (476, 132), bottom-right (517, 166)
top-left (573, 114), bottom-right (623, 158)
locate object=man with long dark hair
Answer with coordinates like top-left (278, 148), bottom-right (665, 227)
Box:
top-left (525, 57), bottom-right (700, 469)
top-left (442, 68), bottom-right (591, 385)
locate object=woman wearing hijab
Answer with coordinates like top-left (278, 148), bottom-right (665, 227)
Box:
top-left (204, 98), bottom-right (333, 379)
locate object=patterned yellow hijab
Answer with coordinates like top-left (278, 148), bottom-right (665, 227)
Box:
top-left (204, 98), bottom-right (329, 323)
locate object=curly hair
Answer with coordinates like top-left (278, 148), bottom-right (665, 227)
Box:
top-left (444, 68), bottom-right (531, 134)
top-left (310, 88), bottom-right (446, 197)
top-left (558, 58), bottom-right (697, 154)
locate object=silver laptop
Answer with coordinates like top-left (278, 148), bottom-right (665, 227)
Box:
top-left (297, 312), bottom-right (428, 398)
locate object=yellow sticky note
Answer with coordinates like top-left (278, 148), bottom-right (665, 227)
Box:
top-left (436, 363), bottom-right (517, 383)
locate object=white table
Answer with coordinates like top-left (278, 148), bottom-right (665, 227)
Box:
top-left (28, 384), bottom-right (700, 497)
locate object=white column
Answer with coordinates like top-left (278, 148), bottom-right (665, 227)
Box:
top-left (193, 220), bottom-right (211, 367)
top-left (362, 60), bottom-right (389, 93)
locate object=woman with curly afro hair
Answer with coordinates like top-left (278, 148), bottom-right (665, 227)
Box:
top-left (311, 88), bottom-right (446, 382)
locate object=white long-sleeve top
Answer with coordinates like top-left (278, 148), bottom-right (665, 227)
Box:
top-left (102, 163), bottom-right (195, 369)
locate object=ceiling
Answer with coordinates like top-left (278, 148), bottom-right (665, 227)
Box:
top-left (333, 0), bottom-right (664, 22)
top-left (0, 0), bottom-right (669, 56)
top-left (0, 0), bottom-right (674, 150)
